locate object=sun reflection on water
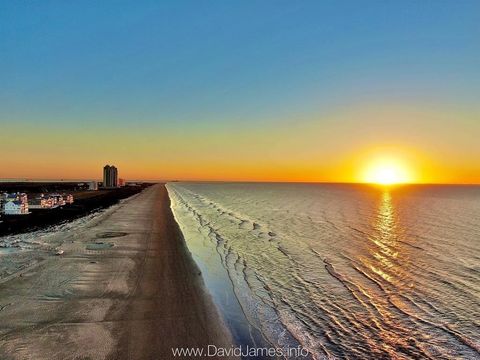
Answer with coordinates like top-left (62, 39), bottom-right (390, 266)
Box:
top-left (367, 191), bottom-right (399, 283)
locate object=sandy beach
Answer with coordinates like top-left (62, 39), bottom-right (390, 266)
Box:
top-left (0, 184), bottom-right (235, 359)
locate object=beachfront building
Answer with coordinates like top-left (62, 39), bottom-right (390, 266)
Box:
top-left (4, 193), bottom-right (27, 203)
top-left (52, 194), bottom-right (66, 206)
top-left (49, 193), bottom-right (73, 206)
top-left (3, 192), bottom-right (28, 208)
top-left (103, 165), bottom-right (119, 188)
top-left (4, 201), bottom-right (28, 215)
top-left (29, 196), bottom-right (54, 209)
top-left (2, 193), bottom-right (29, 215)
top-left (29, 193), bottom-right (74, 209)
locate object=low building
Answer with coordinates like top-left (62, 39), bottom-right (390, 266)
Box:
top-left (29, 193), bottom-right (74, 209)
top-left (4, 200), bottom-right (29, 215)
top-left (88, 181), bottom-right (98, 191)
top-left (2, 193), bottom-right (29, 214)
top-left (29, 195), bottom-right (54, 209)
top-left (49, 193), bottom-right (71, 207)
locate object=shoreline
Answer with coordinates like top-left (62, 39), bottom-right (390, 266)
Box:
top-left (0, 184), bottom-right (152, 237)
top-left (166, 184), bottom-right (277, 356)
top-left (0, 184), bottom-right (236, 359)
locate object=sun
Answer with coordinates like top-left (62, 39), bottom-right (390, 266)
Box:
top-left (362, 158), bottom-right (412, 185)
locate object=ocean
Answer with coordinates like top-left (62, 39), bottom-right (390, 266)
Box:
top-left (166, 182), bottom-right (480, 359)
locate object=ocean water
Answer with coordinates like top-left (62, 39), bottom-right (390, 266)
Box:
top-left (166, 182), bottom-right (480, 359)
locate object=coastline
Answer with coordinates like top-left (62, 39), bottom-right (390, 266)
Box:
top-left (0, 184), bottom-right (151, 237)
top-left (0, 184), bottom-right (236, 359)
top-left (166, 184), bottom-right (278, 356)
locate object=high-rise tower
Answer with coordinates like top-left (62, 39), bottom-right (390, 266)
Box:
top-left (103, 165), bottom-right (119, 188)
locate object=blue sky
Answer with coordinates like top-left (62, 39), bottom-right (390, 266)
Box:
top-left (2, 1), bottom-right (478, 125)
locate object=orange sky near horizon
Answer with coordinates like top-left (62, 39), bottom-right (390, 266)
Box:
top-left (2, 104), bottom-right (479, 184)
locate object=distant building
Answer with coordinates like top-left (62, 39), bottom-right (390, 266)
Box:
top-left (118, 178), bottom-right (125, 187)
top-left (29, 193), bottom-right (74, 209)
top-left (3, 192), bottom-right (29, 215)
top-left (103, 165), bottom-right (119, 188)
top-left (4, 201), bottom-right (27, 215)
top-left (88, 181), bottom-right (98, 191)
top-left (49, 193), bottom-right (69, 206)
top-left (29, 196), bottom-right (53, 209)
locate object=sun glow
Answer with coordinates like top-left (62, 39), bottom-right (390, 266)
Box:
top-left (362, 158), bottom-right (412, 185)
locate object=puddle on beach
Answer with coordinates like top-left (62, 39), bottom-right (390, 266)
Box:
top-left (85, 242), bottom-right (115, 250)
top-left (96, 232), bottom-right (128, 239)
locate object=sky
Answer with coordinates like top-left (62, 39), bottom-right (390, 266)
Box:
top-left (1, 0), bottom-right (479, 183)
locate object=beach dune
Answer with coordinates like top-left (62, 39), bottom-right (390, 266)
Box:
top-left (0, 184), bottom-right (235, 359)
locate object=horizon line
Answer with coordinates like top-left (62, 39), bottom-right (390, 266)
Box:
top-left (0, 177), bottom-right (479, 186)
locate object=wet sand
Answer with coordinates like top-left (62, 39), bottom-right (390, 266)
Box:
top-left (0, 184), bottom-right (235, 359)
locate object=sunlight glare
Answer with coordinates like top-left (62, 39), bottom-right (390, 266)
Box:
top-left (363, 158), bottom-right (411, 185)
